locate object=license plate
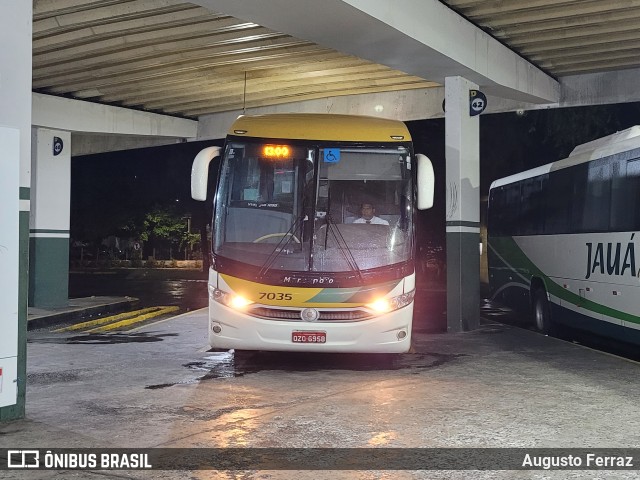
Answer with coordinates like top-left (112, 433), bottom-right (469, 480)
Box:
top-left (292, 331), bottom-right (326, 343)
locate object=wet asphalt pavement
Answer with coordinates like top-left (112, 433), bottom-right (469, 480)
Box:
top-left (14, 271), bottom-right (640, 478)
top-left (11, 307), bottom-right (640, 479)
top-left (481, 298), bottom-right (640, 362)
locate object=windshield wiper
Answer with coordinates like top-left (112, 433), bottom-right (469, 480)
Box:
top-left (257, 212), bottom-right (306, 279)
top-left (324, 214), bottom-right (363, 282)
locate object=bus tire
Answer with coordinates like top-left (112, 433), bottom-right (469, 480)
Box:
top-left (533, 288), bottom-right (554, 335)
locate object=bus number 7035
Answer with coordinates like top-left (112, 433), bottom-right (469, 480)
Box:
top-left (191, 113), bottom-right (434, 353)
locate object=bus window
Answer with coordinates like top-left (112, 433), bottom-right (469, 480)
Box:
top-left (546, 167), bottom-right (573, 234)
top-left (520, 176), bottom-right (547, 235)
top-left (582, 158), bottom-right (612, 232)
top-left (611, 157), bottom-right (640, 231)
top-left (491, 183), bottom-right (521, 236)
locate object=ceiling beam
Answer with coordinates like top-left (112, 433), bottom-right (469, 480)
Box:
top-left (142, 74), bottom-right (434, 111)
top-left (54, 51), bottom-right (350, 95)
top-left (33, 40), bottom-right (320, 87)
top-left (446, 0), bottom-right (586, 19)
top-left (32, 92), bottom-right (197, 136)
top-left (183, 83), bottom-right (433, 117)
top-left (100, 64), bottom-right (400, 103)
top-left (193, 0), bottom-right (559, 103)
top-left (491, 8), bottom-right (640, 38)
top-left (85, 58), bottom-right (374, 100)
top-left (34, 15), bottom-right (242, 57)
top-left (466, 1), bottom-right (640, 27)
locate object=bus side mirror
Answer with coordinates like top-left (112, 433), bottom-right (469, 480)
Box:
top-left (191, 146), bottom-right (221, 201)
top-left (416, 154), bottom-right (434, 210)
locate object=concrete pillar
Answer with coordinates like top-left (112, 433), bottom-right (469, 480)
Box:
top-left (0, 2), bottom-right (31, 421)
top-left (445, 76), bottom-right (480, 332)
top-left (29, 128), bottom-right (71, 308)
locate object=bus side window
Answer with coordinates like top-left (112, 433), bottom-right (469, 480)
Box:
top-left (582, 158), bottom-right (611, 232)
top-left (611, 157), bottom-right (640, 231)
top-left (502, 184), bottom-right (520, 236)
top-left (489, 187), bottom-right (505, 236)
top-left (546, 167), bottom-right (573, 235)
top-left (520, 176), bottom-right (546, 235)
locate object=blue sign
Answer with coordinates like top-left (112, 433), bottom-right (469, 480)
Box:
top-left (324, 148), bottom-right (340, 163)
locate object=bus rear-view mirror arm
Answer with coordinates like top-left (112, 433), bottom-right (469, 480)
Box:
top-left (416, 153), bottom-right (434, 210)
top-left (191, 146), bottom-right (221, 201)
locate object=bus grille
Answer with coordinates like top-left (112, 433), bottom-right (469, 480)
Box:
top-left (247, 306), bottom-right (373, 322)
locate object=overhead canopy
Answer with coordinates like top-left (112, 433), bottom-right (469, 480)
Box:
top-left (32, 0), bottom-right (640, 120)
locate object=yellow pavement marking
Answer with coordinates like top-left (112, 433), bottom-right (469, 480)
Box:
top-left (53, 306), bottom-right (164, 333)
top-left (85, 306), bottom-right (180, 333)
top-left (128, 307), bottom-right (208, 332)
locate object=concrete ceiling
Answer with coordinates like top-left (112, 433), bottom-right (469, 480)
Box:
top-left (32, 0), bottom-right (640, 120)
top-left (33, 0), bottom-right (438, 118)
top-left (444, 0), bottom-right (640, 76)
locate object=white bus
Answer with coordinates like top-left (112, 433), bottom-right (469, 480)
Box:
top-left (487, 126), bottom-right (640, 345)
top-left (191, 114), bottom-right (434, 352)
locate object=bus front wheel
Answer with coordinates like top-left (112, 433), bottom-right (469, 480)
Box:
top-left (533, 288), bottom-right (554, 335)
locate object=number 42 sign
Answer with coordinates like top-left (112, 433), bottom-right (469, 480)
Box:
top-left (469, 90), bottom-right (487, 116)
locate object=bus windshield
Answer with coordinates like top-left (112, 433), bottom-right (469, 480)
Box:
top-left (213, 140), bottom-right (413, 275)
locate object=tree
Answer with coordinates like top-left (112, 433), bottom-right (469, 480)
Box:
top-left (139, 204), bottom-right (195, 259)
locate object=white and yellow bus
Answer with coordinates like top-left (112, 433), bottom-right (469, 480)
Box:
top-left (488, 126), bottom-right (640, 345)
top-left (191, 114), bottom-right (434, 352)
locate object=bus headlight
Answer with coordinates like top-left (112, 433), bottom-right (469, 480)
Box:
top-left (366, 290), bottom-right (415, 313)
top-left (368, 298), bottom-right (392, 313)
top-left (209, 286), bottom-right (253, 310)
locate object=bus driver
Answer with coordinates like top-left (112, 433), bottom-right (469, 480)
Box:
top-left (353, 203), bottom-right (389, 225)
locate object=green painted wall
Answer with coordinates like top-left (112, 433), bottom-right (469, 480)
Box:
top-left (28, 235), bottom-right (69, 308)
top-left (446, 231), bottom-right (481, 332)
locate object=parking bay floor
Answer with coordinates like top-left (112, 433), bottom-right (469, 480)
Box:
top-left (2, 309), bottom-right (640, 479)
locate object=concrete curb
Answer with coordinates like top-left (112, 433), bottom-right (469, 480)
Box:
top-left (27, 296), bottom-right (140, 330)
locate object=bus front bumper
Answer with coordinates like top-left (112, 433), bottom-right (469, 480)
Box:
top-left (208, 302), bottom-right (413, 353)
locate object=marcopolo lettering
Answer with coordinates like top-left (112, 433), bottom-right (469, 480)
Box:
top-left (586, 235), bottom-right (637, 280)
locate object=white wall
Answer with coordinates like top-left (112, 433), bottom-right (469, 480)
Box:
top-left (31, 128), bottom-right (72, 232)
top-left (0, 127), bottom-right (20, 408)
top-left (0, 1), bottom-right (31, 410)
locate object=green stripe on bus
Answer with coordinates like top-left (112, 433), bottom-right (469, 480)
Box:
top-left (489, 236), bottom-right (640, 325)
top-left (306, 280), bottom-right (400, 304)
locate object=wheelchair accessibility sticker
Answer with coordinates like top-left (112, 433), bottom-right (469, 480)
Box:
top-left (324, 149), bottom-right (340, 163)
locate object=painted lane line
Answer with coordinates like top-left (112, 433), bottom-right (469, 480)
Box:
top-left (53, 306), bottom-right (165, 333)
top-left (128, 307), bottom-right (208, 332)
top-left (86, 306), bottom-right (180, 333)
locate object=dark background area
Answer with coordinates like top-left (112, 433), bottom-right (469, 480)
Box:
top-left (71, 103), bottom-right (640, 255)
top-left (69, 103), bottom-right (640, 325)
top-left (71, 139), bottom-right (222, 256)
top-left (406, 102), bottom-right (640, 250)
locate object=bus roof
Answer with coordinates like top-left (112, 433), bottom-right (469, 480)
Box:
top-left (228, 113), bottom-right (412, 143)
top-left (490, 125), bottom-right (640, 190)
